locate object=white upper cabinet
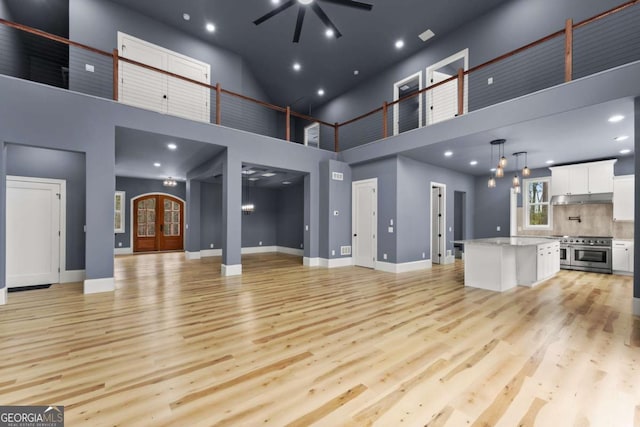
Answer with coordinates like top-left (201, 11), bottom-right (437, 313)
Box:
top-left (613, 175), bottom-right (635, 221)
top-left (550, 160), bottom-right (615, 196)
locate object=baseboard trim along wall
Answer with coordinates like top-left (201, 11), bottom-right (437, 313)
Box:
top-left (84, 277), bottom-right (115, 294)
top-left (304, 257), bottom-right (321, 267)
top-left (185, 251), bottom-right (201, 260)
top-left (199, 246), bottom-right (304, 258)
top-left (200, 249), bottom-right (222, 257)
top-left (375, 259), bottom-right (432, 273)
top-left (319, 258), bottom-right (353, 268)
top-left (114, 247), bottom-right (133, 255)
top-left (221, 264), bottom-right (242, 276)
top-left (634, 297), bottom-right (640, 317)
top-left (61, 270), bottom-right (85, 283)
top-left (0, 287), bottom-right (6, 305)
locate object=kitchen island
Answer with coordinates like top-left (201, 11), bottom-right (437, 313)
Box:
top-left (454, 237), bottom-right (560, 292)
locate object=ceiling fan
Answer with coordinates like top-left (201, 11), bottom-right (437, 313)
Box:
top-left (253, 0), bottom-right (374, 43)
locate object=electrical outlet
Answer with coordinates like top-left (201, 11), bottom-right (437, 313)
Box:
top-left (388, 226), bottom-right (394, 233)
top-left (85, 64), bottom-right (95, 72)
top-left (449, 226), bottom-right (452, 232)
top-left (383, 253), bottom-right (388, 260)
top-left (259, 241), bottom-right (263, 246)
top-left (390, 219), bottom-right (394, 226)
top-left (210, 243), bottom-right (214, 248)
top-left (422, 252), bottom-right (426, 259)
top-left (488, 77), bottom-right (493, 85)
top-left (331, 250), bottom-right (335, 256)
top-left (300, 243), bottom-right (303, 248)
top-left (118, 242), bottom-right (122, 247)
top-left (496, 226), bottom-right (501, 231)
top-left (305, 225), bottom-right (309, 231)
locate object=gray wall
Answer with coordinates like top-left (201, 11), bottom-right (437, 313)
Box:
top-left (114, 176), bottom-right (186, 249)
top-left (7, 144), bottom-right (86, 270)
top-left (316, 0), bottom-right (634, 151)
top-left (277, 182), bottom-right (304, 250)
top-left (241, 186), bottom-right (278, 248)
top-left (200, 181), bottom-right (222, 250)
top-left (396, 156), bottom-right (475, 263)
top-left (68, 0), bottom-right (279, 137)
top-left (319, 160), bottom-right (352, 259)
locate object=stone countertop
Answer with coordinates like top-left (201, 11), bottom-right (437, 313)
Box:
top-left (454, 237), bottom-right (560, 247)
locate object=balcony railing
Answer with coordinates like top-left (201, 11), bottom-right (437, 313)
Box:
top-left (0, 0), bottom-right (638, 153)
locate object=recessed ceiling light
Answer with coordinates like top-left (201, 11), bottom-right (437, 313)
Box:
top-left (272, 0), bottom-right (281, 4)
top-left (620, 149), bottom-right (632, 154)
top-left (615, 135), bottom-right (629, 142)
top-left (490, 168), bottom-right (496, 172)
top-left (608, 115), bottom-right (624, 123)
top-left (298, 0), bottom-right (313, 4)
top-left (241, 170), bottom-right (256, 175)
top-left (546, 160), bottom-right (555, 164)
top-left (317, 88), bottom-right (325, 96)
top-left (262, 172), bottom-right (276, 177)
top-left (353, 70), bottom-right (359, 76)
top-left (325, 28), bottom-right (334, 38)
top-left (206, 23), bottom-right (215, 33)
top-left (167, 143), bottom-right (177, 150)
top-left (395, 39), bottom-right (405, 49)
top-left (248, 177), bottom-right (260, 181)
top-left (282, 181), bottom-right (292, 185)
top-left (153, 162), bottom-right (161, 167)
top-left (293, 62), bottom-right (301, 71)
top-left (470, 160), bottom-right (478, 166)
top-left (444, 151), bottom-right (453, 157)
top-left (183, 13), bottom-right (191, 21)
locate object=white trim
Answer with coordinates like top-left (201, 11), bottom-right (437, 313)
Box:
top-left (523, 177), bottom-right (552, 230)
top-left (634, 297), bottom-right (640, 316)
top-left (277, 247), bottom-right (304, 256)
top-left (430, 182), bottom-right (447, 266)
top-left (114, 247), bottom-right (133, 255)
top-left (114, 191), bottom-right (126, 233)
top-left (7, 176), bottom-right (66, 287)
top-left (304, 257), bottom-right (321, 267)
top-left (242, 246), bottom-right (277, 254)
top-left (0, 287), bottom-right (6, 305)
top-left (61, 270), bottom-right (85, 283)
top-left (319, 257), bottom-right (353, 268)
top-left (352, 178), bottom-right (378, 269)
top-left (84, 277), bottom-right (115, 294)
top-left (393, 71), bottom-right (423, 136)
top-left (221, 264), bottom-right (242, 276)
top-left (201, 249), bottom-right (222, 258)
top-left (426, 48), bottom-right (469, 125)
top-left (185, 251), bottom-right (201, 260)
top-left (129, 192), bottom-right (186, 252)
top-left (376, 259), bottom-right (432, 273)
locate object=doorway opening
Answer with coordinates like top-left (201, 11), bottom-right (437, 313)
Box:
top-left (352, 178), bottom-right (377, 268)
top-left (132, 193), bottom-right (185, 252)
top-left (393, 71), bottom-right (423, 135)
top-left (426, 49), bottom-right (469, 125)
top-left (304, 122), bottom-right (320, 148)
top-left (431, 183), bottom-right (447, 265)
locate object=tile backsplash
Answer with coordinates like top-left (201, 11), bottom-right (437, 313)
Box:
top-left (517, 204), bottom-right (633, 239)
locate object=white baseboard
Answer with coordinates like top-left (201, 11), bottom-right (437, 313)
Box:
top-left (444, 255), bottom-right (456, 265)
top-left (277, 247), bottom-right (304, 256)
top-left (61, 270), bottom-right (85, 283)
top-left (185, 251), bottom-right (201, 260)
top-left (114, 247), bottom-right (133, 255)
top-left (242, 246), bottom-right (277, 254)
top-left (222, 264), bottom-right (242, 276)
top-left (84, 277), bottom-right (115, 294)
top-left (376, 259), bottom-right (432, 273)
top-left (0, 287), bottom-right (6, 305)
top-left (613, 270), bottom-right (634, 276)
top-left (201, 249), bottom-right (222, 257)
top-left (634, 297), bottom-right (640, 317)
top-left (304, 257), bottom-right (321, 267)
top-left (319, 257), bottom-right (353, 268)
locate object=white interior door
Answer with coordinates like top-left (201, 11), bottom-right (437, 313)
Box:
top-left (166, 53), bottom-right (210, 122)
top-left (119, 33), bottom-right (167, 113)
top-left (393, 71), bottom-right (423, 135)
top-left (6, 178), bottom-right (61, 287)
top-left (352, 179), bottom-right (377, 268)
top-left (429, 70), bottom-right (457, 125)
top-left (431, 184), bottom-right (446, 265)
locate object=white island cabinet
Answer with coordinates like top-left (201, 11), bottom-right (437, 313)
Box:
top-left (455, 237), bottom-right (560, 292)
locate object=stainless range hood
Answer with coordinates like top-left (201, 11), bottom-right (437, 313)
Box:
top-left (550, 193), bottom-right (613, 205)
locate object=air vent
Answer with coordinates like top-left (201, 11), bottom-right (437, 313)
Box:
top-left (332, 172), bottom-right (344, 181)
top-left (418, 29), bottom-right (435, 42)
top-left (340, 246), bottom-right (351, 256)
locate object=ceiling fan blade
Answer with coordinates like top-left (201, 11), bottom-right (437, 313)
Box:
top-left (253, 0), bottom-right (296, 25)
top-left (319, 0), bottom-right (373, 11)
top-left (311, 4), bottom-right (343, 38)
top-left (293, 7), bottom-right (307, 43)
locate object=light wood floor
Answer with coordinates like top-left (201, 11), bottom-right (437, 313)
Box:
top-left (1, 253), bottom-right (639, 426)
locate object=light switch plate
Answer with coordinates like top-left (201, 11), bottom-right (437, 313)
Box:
top-left (85, 64), bottom-right (95, 72)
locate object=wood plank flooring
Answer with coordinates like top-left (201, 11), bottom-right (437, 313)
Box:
top-left (0, 252), bottom-right (639, 426)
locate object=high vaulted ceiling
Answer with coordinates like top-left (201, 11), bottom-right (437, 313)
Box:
top-left (106, 0), bottom-right (513, 109)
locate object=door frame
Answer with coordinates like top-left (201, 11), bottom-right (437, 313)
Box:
top-left (130, 192), bottom-right (186, 252)
top-left (304, 122), bottom-right (320, 148)
top-left (7, 175), bottom-right (66, 286)
top-left (426, 48), bottom-right (469, 125)
top-left (393, 71), bottom-right (423, 136)
top-left (430, 182), bottom-right (447, 265)
top-left (352, 178), bottom-right (378, 268)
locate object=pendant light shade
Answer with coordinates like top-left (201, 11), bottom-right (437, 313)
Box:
top-left (514, 184), bottom-right (521, 194)
top-left (522, 152), bottom-right (531, 176)
top-left (488, 176), bottom-right (496, 188)
top-left (499, 155), bottom-right (507, 168)
top-left (512, 175), bottom-right (520, 187)
top-left (495, 166), bottom-right (504, 178)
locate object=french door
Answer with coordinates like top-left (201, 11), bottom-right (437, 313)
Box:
top-left (133, 194), bottom-right (184, 252)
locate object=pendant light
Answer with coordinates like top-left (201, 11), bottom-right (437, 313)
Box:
top-left (241, 175), bottom-right (255, 215)
top-left (522, 152), bottom-right (531, 177)
top-left (490, 139), bottom-right (506, 178)
top-left (512, 152), bottom-right (526, 191)
top-left (163, 177), bottom-right (177, 187)
top-left (487, 143), bottom-right (496, 188)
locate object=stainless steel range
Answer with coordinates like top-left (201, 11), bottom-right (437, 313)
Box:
top-left (556, 236), bottom-right (612, 274)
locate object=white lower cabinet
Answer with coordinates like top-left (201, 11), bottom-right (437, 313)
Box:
top-left (612, 240), bottom-right (634, 274)
top-left (537, 242), bottom-right (560, 281)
